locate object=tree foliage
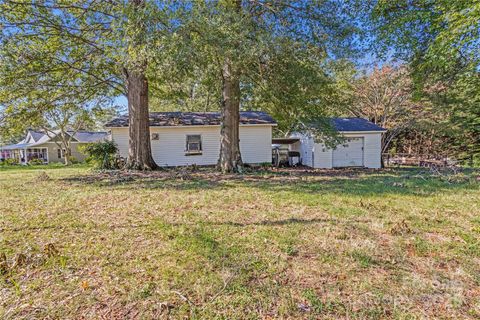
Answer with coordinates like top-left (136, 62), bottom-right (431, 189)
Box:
top-left (373, 0), bottom-right (480, 163)
top-left (0, 0), bottom-right (174, 169)
top-left (148, 0), bottom-right (367, 169)
top-left (373, 0), bottom-right (479, 85)
top-left (81, 140), bottom-right (119, 169)
top-left (348, 66), bottom-right (423, 156)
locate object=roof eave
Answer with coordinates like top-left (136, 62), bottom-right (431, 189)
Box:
top-left (106, 123), bottom-right (277, 128)
top-left (339, 130), bottom-right (387, 134)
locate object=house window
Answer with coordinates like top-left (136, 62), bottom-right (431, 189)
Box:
top-left (57, 148), bottom-right (65, 159)
top-left (186, 135), bottom-right (202, 155)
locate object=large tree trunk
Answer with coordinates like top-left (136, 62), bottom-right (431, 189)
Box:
top-left (218, 58), bottom-right (243, 173)
top-left (218, 0), bottom-right (243, 173)
top-left (124, 0), bottom-right (157, 170)
top-left (125, 70), bottom-right (157, 170)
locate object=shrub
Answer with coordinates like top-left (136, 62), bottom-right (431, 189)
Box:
top-left (1, 158), bottom-right (19, 166)
top-left (81, 140), bottom-right (118, 169)
top-left (28, 158), bottom-right (44, 166)
top-left (67, 156), bottom-right (80, 164)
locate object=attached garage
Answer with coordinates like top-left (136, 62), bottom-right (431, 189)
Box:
top-left (289, 118), bottom-right (386, 169)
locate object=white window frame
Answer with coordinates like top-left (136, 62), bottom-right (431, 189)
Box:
top-left (185, 134), bottom-right (202, 155)
top-left (57, 148), bottom-right (66, 159)
top-left (27, 147), bottom-right (49, 163)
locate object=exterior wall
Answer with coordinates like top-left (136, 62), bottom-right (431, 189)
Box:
top-left (313, 142), bottom-right (333, 168)
top-left (239, 125), bottom-right (272, 164)
top-left (110, 125), bottom-right (273, 167)
top-left (359, 133), bottom-right (382, 168)
top-left (332, 132), bottom-right (382, 169)
top-left (290, 132), bottom-right (315, 167)
top-left (291, 131), bottom-right (383, 169)
top-left (35, 142), bottom-right (88, 163)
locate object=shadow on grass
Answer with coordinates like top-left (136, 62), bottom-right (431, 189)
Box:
top-left (1, 216), bottom-right (371, 233)
top-left (60, 167), bottom-right (479, 197)
top-left (0, 163), bottom-right (89, 172)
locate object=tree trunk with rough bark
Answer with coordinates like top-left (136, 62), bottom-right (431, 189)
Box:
top-left (218, 58), bottom-right (243, 173)
top-left (217, 0), bottom-right (243, 173)
top-left (124, 0), bottom-right (157, 170)
top-left (125, 69), bottom-right (157, 170)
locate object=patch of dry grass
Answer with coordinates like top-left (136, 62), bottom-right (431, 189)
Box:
top-left (0, 165), bottom-right (479, 319)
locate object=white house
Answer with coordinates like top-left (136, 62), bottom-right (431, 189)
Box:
top-left (105, 111), bottom-right (276, 167)
top-left (0, 130), bottom-right (108, 164)
top-left (289, 118), bottom-right (386, 169)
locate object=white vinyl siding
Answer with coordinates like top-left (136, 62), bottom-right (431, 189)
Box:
top-left (362, 133), bottom-right (382, 168)
top-left (239, 125), bottom-right (272, 164)
top-left (111, 125), bottom-right (273, 167)
top-left (332, 137), bottom-right (364, 167)
top-left (291, 132), bottom-right (383, 169)
top-left (290, 132), bottom-right (314, 167)
top-left (334, 133), bottom-right (382, 168)
top-left (313, 142), bottom-right (333, 168)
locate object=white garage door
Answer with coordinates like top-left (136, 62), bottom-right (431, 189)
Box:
top-left (332, 137), bottom-right (364, 167)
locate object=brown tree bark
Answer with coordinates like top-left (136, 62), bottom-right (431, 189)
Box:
top-left (218, 58), bottom-right (243, 173)
top-left (125, 69), bottom-right (157, 170)
top-left (124, 0), bottom-right (157, 170)
top-left (217, 0), bottom-right (243, 173)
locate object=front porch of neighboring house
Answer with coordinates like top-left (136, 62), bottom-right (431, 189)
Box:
top-left (0, 145), bottom-right (49, 165)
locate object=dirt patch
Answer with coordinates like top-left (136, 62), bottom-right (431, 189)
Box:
top-left (60, 166), bottom-right (380, 186)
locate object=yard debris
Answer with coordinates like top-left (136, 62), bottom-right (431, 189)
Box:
top-left (0, 252), bottom-right (8, 274)
top-left (43, 243), bottom-right (59, 257)
top-left (157, 302), bottom-right (175, 315)
top-left (12, 253), bottom-right (27, 268)
top-left (35, 171), bottom-right (51, 182)
top-left (359, 200), bottom-right (375, 210)
top-left (297, 303), bottom-right (311, 312)
top-left (172, 290), bottom-right (196, 308)
top-left (390, 219), bottom-right (412, 235)
top-left (109, 175), bottom-right (134, 184)
top-left (81, 280), bottom-right (90, 290)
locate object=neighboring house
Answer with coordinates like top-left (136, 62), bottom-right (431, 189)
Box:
top-left (105, 111), bottom-right (276, 167)
top-left (0, 130), bottom-right (109, 164)
top-left (287, 118), bottom-right (386, 169)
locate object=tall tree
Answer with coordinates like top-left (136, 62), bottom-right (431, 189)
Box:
top-left (123, 0), bottom-right (157, 170)
top-left (373, 0), bottom-right (480, 163)
top-left (348, 66), bottom-right (422, 159)
top-left (218, 0), bottom-right (243, 173)
top-left (179, 0), bottom-right (365, 172)
top-left (373, 0), bottom-right (479, 84)
top-left (0, 0), bottom-right (175, 170)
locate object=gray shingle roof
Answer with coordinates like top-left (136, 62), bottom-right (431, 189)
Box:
top-left (29, 130), bottom-right (45, 142)
top-left (1, 130), bottom-right (108, 150)
top-left (71, 131), bottom-right (109, 142)
top-left (331, 118), bottom-right (386, 132)
top-left (105, 111), bottom-right (276, 127)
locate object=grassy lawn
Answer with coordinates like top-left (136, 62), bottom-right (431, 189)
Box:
top-left (1, 165), bottom-right (479, 319)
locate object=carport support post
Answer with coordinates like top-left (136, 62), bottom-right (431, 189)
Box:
top-left (24, 148), bottom-right (27, 165)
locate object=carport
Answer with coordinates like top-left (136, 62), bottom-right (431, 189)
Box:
top-left (272, 138), bottom-right (301, 167)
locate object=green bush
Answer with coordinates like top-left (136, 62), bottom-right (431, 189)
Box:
top-left (81, 140), bottom-right (118, 169)
top-left (1, 158), bottom-right (19, 166)
top-left (67, 156), bottom-right (80, 164)
top-left (28, 158), bottom-right (45, 166)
